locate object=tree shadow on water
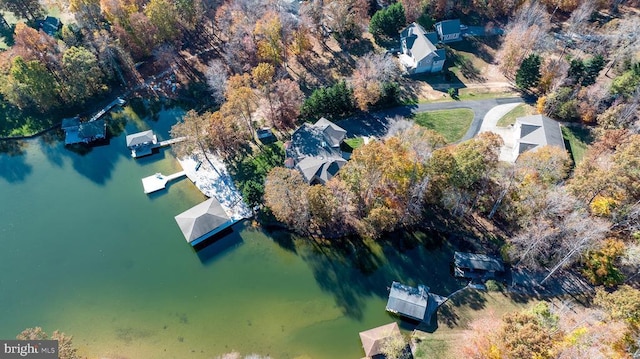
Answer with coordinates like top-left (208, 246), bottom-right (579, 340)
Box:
top-left (300, 238), bottom-right (387, 320)
top-left (0, 140), bottom-right (32, 182)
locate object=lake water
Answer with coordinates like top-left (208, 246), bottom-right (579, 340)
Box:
top-left (0, 106), bottom-right (462, 358)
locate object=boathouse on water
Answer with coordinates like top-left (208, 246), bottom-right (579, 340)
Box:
top-left (385, 280), bottom-right (447, 324)
top-left (174, 198), bottom-right (235, 246)
top-left (126, 130), bottom-right (158, 158)
top-left (61, 117), bottom-right (107, 145)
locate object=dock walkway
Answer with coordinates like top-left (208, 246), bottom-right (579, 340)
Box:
top-left (142, 171), bottom-right (187, 194)
top-left (89, 97), bottom-right (126, 123)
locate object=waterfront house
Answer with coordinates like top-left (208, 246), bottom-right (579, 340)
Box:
top-left (61, 117), bottom-right (107, 145)
top-left (398, 22), bottom-right (446, 74)
top-left (175, 198), bottom-right (235, 246)
top-left (359, 322), bottom-right (403, 358)
top-left (435, 19), bottom-right (462, 43)
top-left (453, 251), bottom-right (505, 280)
top-left (513, 115), bottom-right (566, 160)
top-left (285, 118), bottom-right (348, 185)
top-left (126, 130), bottom-right (158, 158)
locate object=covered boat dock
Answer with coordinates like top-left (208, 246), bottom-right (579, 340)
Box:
top-left (174, 198), bottom-right (236, 247)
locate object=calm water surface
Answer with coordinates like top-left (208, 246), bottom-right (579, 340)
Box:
top-left (0, 107), bottom-right (459, 358)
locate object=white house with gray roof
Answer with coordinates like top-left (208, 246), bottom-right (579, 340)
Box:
top-left (399, 22), bottom-right (446, 74)
top-left (513, 115), bottom-right (566, 160)
top-left (285, 118), bottom-right (348, 185)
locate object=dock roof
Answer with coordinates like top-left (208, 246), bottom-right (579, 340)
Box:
top-left (175, 198), bottom-right (232, 244)
top-left (126, 130), bottom-right (156, 147)
top-left (359, 322), bottom-right (401, 358)
top-left (386, 281), bottom-right (429, 321)
top-left (454, 251), bottom-right (505, 272)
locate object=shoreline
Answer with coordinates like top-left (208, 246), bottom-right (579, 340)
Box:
top-left (177, 151), bottom-right (252, 221)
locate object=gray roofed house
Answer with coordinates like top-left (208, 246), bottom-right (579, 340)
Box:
top-left (454, 251), bottom-right (505, 280)
top-left (435, 19), bottom-right (462, 43)
top-left (39, 16), bottom-right (62, 36)
top-left (285, 118), bottom-right (348, 185)
top-left (359, 322), bottom-right (402, 358)
top-left (386, 281), bottom-right (430, 321)
top-left (174, 198), bottom-right (234, 246)
top-left (126, 130), bottom-right (158, 158)
top-left (513, 115), bottom-right (566, 160)
top-left (399, 22), bottom-right (446, 74)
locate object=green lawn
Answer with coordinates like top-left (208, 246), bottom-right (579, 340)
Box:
top-left (344, 137), bottom-right (364, 150)
top-left (497, 104), bottom-right (535, 127)
top-left (413, 109), bottom-right (474, 143)
top-left (412, 290), bottom-right (532, 359)
top-left (562, 125), bottom-right (593, 164)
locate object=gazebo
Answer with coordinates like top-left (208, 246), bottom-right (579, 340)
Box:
top-left (358, 322), bottom-right (402, 358)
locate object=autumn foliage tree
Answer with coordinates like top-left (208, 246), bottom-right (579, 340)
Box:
top-left (264, 167), bottom-right (310, 233)
top-left (497, 1), bottom-right (551, 78)
top-left (350, 53), bottom-right (399, 111)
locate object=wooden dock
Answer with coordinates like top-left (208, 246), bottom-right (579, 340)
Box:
top-left (157, 137), bottom-right (186, 147)
top-left (88, 97), bottom-right (126, 123)
top-left (142, 171), bottom-right (187, 194)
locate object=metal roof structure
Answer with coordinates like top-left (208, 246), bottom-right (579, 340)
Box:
top-left (126, 130), bottom-right (157, 148)
top-left (454, 251), bottom-right (505, 272)
top-left (174, 198), bottom-right (233, 246)
top-left (386, 281), bottom-right (429, 321)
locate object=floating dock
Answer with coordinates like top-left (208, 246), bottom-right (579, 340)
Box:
top-left (142, 171), bottom-right (187, 194)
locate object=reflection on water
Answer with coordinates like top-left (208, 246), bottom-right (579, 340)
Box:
top-left (0, 105), bottom-right (463, 359)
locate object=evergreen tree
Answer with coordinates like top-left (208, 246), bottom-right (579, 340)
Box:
top-left (515, 53), bottom-right (541, 90)
top-left (582, 55), bottom-right (604, 86)
top-left (369, 2), bottom-right (406, 45)
top-left (301, 81), bottom-right (355, 120)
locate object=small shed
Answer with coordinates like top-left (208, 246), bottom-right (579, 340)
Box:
top-left (386, 281), bottom-right (429, 321)
top-left (435, 19), bottom-right (462, 43)
top-left (454, 251), bottom-right (505, 280)
top-left (126, 130), bottom-right (158, 158)
top-left (174, 198), bottom-right (235, 246)
top-left (359, 322), bottom-right (402, 358)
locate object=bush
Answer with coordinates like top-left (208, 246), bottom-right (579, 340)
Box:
top-left (545, 87), bottom-right (580, 121)
top-left (485, 279), bottom-right (504, 292)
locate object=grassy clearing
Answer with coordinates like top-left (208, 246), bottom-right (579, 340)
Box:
top-left (229, 142), bottom-right (284, 207)
top-left (562, 125), bottom-right (593, 164)
top-left (497, 104), bottom-right (535, 127)
top-left (344, 137), bottom-right (364, 150)
top-left (413, 290), bottom-right (532, 359)
top-left (413, 109), bottom-right (474, 143)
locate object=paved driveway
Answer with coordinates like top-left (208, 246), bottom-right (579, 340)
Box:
top-left (337, 97), bottom-right (524, 142)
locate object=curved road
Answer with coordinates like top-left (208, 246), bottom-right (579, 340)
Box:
top-left (337, 97), bottom-right (524, 142)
